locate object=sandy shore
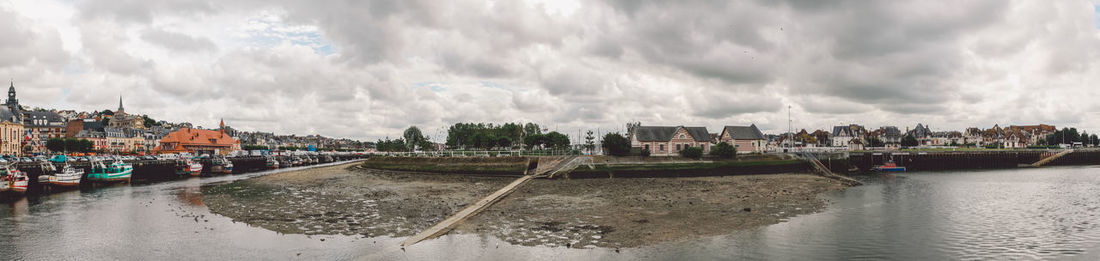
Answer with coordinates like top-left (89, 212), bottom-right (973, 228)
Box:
top-left (203, 163), bottom-right (848, 247)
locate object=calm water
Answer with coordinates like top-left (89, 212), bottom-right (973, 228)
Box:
top-left (3, 164), bottom-right (1100, 260)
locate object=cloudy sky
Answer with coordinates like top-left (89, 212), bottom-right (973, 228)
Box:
top-left (1, 0), bottom-right (1099, 142)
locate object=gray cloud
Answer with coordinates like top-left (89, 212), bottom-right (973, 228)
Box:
top-left (0, 0), bottom-right (1097, 140)
top-left (141, 29), bottom-right (218, 53)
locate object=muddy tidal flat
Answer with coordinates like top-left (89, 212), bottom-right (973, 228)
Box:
top-left (203, 163), bottom-right (848, 247)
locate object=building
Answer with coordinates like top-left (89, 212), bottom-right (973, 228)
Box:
top-left (718, 125), bottom-right (766, 153)
top-left (0, 107), bottom-right (23, 156)
top-left (154, 120), bottom-right (240, 155)
top-left (629, 126), bottom-right (711, 156)
top-left (831, 124), bottom-right (866, 147)
top-left (24, 111), bottom-right (66, 153)
top-left (107, 97), bottom-right (146, 129)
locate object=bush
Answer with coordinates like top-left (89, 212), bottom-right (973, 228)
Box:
top-left (602, 133), bottom-right (631, 156)
top-left (710, 142), bottom-right (735, 159)
top-left (640, 148), bottom-right (651, 157)
top-left (680, 147), bottom-right (703, 160)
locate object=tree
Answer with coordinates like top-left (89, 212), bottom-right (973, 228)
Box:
top-left (901, 134), bottom-right (919, 147)
top-left (710, 142), bottom-right (736, 159)
top-left (602, 133), bottom-right (631, 156)
top-left (544, 131), bottom-right (570, 150)
top-left (46, 138), bottom-right (65, 152)
top-left (868, 137), bottom-right (885, 147)
top-left (583, 130), bottom-right (596, 152)
top-left (680, 147), bottom-right (703, 160)
top-left (403, 126), bottom-right (426, 151)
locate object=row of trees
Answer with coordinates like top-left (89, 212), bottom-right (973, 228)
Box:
top-left (45, 138), bottom-right (95, 153)
top-left (1045, 128), bottom-right (1100, 146)
top-left (445, 122), bottom-right (543, 150)
top-left (444, 122), bottom-right (571, 150)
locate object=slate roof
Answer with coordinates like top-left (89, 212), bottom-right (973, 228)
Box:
top-left (633, 126), bottom-right (710, 142)
top-left (0, 107), bottom-right (16, 123)
top-left (723, 124), bottom-right (765, 140)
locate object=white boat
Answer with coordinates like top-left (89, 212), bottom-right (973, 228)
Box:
top-left (48, 164), bottom-right (84, 188)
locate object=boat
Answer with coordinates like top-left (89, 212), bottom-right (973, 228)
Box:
top-left (222, 157), bottom-right (234, 174)
top-left (265, 157), bottom-right (279, 170)
top-left (88, 160), bottom-right (133, 183)
top-left (48, 164), bottom-right (84, 188)
top-left (6, 165), bottom-right (28, 194)
top-left (188, 159), bottom-right (203, 176)
top-left (873, 161), bottom-right (906, 172)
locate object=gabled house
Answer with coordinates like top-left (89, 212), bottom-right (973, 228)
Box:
top-left (630, 126), bottom-right (711, 156)
top-left (718, 124), bottom-right (766, 153)
top-left (831, 124), bottom-right (866, 147)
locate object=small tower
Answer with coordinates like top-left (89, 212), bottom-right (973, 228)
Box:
top-left (6, 80), bottom-right (21, 121)
top-left (116, 96), bottom-right (125, 115)
top-left (219, 118), bottom-right (225, 137)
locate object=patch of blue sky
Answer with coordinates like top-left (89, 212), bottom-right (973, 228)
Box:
top-left (244, 21), bottom-right (335, 55)
top-left (413, 82), bottom-right (445, 92)
top-left (480, 81), bottom-right (511, 90)
top-left (1094, 4), bottom-right (1099, 29)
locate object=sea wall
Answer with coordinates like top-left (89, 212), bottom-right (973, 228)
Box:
top-left (567, 160), bottom-right (811, 179)
top-left (850, 150), bottom-right (1100, 172)
top-left (360, 156), bottom-right (531, 176)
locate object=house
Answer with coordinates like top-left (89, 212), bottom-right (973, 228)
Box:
top-left (629, 126), bottom-right (711, 156)
top-left (718, 124), bottom-right (766, 153)
top-left (831, 124), bottom-right (866, 147)
top-left (848, 138), bottom-right (865, 151)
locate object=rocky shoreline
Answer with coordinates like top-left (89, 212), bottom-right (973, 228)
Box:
top-left (202, 162), bottom-right (849, 247)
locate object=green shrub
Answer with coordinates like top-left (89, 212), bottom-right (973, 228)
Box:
top-left (640, 148), bottom-right (651, 157)
top-left (680, 147), bottom-right (703, 160)
top-left (710, 142), bottom-right (735, 159)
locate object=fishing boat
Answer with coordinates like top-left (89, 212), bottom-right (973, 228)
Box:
top-left (7, 165), bottom-right (28, 194)
top-left (48, 164), bottom-right (84, 188)
top-left (188, 159), bottom-right (203, 176)
top-left (873, 161), bottom-right (906, 172)
top-left (265, 157), bottom-right (279, 170)
top-left (222, 157), bottom-right (234, 174)
top-left (88, 160), bottom-right (133, 183)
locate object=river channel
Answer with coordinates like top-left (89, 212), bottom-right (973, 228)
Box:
top-left (3, 163), bottom-right (1100, 260)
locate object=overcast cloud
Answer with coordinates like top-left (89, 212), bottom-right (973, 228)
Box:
top-left (0, 0), bottom-right (1098, 141)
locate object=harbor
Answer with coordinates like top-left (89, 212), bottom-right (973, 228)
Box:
top-left (4, 158), bottom-right (1100, 260)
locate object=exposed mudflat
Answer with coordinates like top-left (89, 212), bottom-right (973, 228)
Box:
top-left (203, 163), bottom-right (847, 248)
top-left (202, 163), bottom-right (510, 237)
top-left (454, 174), bottom-right (847, 248)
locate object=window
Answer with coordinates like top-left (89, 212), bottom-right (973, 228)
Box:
top-left (676, 144), bottom-right (681, 151)
top-left (660, 144), bottom-right (665, 151)
top-left (679, 134), bottom-right (686, 139)
top-left (644, 144), bottom-right (650, 150)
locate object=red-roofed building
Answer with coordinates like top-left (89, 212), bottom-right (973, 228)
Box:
top-left (154, 120), bottom-right (239, 155)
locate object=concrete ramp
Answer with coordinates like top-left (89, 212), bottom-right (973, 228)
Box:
top-left (400, 175), bottom-right (534, 247)
top-left (803, 153), bottom-right (862, 186)
top-left (1031, 149), bottom-right (1073, 167)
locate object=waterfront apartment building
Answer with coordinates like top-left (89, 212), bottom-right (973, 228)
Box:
top-left (629, 126), bottom-right (711, 156)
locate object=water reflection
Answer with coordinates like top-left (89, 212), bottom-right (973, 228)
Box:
top-left (4, 164), bottom-right (1100, 260)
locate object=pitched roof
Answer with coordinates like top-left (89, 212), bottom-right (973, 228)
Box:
top-left (723, 125), bottom-right (765, 140)
top-left (157, 127), bottom-right (239, 147)
top-left (683, 127), bottom-right (711, 142)
top-left (633, 126), bottom-right (710, 142)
